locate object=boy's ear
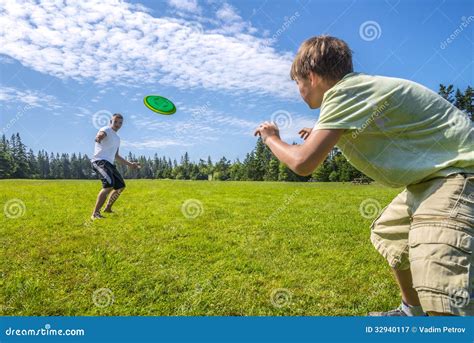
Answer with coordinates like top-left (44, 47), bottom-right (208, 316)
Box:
top-left (308, 71), bottom-right (318, 87)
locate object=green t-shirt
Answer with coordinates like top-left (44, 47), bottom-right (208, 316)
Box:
top-left (314, 72), bottom-right (474, 187)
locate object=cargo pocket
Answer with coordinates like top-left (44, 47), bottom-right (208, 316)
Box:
top-left (450, 174), bottom-right (474, 226)
top-left (408, 223), bottom-right (473, 299)
top-left (370, 189), bottom-right (409, 231)
top-left (370, 204), bottom-right (389, 231)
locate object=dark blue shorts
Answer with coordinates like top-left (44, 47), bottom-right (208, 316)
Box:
top-left (91, 160), bottom-right (126, 190)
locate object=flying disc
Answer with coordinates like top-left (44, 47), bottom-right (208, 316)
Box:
top-left (144, 95), bottom-right (176, 115)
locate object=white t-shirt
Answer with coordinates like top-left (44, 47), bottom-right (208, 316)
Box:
top-left (91, 126), bottom-right (120, 164)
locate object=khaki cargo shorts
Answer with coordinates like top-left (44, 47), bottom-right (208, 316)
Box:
top-left (370, 173), bottom-right (474, 316)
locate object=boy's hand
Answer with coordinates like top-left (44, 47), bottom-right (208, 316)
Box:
top-left (254, 121), bottom-right (280, 143)
top-left (298, 127), bottom-right (313, 140)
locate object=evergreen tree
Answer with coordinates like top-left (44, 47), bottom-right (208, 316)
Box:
top-left (439, 84), bottom-right (454, 103)
top-left (11, 133), bottom-right (29, 178)
top-left (0, 135), bottom-right (14, 178)
top-left (463, 86), bottom-right (473, 120)
top-left (311, 159), bottom-right (332, 181)
top-left (454, 88), bottom-right (465, 110)
top-left (61, 153), bottom-right (71, 179)
top-left (328, 170), bottom-right (339, 182)
top-left (278, 161), bottom-right (291, 181)
top-left (265, 156), bottom-right (279, 181)
top-left (214, 157), bottom-right (231, 180)
top-left (229, 159), bottom-right (244, 180)
top-left (192, 159), bottom-right (209, 180)
top-left (27, 149), bottom-right (38, 178)
top-left (82, 154), bottom-right (93, 179)
top-left (252, 138), bottom-right (268, 181)
top-left (243, 152), bottom-right (257, 181)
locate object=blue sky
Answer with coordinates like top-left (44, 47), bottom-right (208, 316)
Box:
top-left (0, 0), bottom-right (472, 162)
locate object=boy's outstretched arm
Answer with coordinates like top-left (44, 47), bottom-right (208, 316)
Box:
top-left (254, 122), bottom-right (344, 176)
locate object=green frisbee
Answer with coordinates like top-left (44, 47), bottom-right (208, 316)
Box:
top-left (144, 95), bottom-right (176, 115)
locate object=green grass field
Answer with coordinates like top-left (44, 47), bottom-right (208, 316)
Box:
top-left (1, 180), bottom-right (402, 316)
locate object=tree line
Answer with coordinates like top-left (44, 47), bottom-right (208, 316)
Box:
top-left (0, 84), bottom-right (471, 181)
top-left (0, 132), bottom-right (364, 182)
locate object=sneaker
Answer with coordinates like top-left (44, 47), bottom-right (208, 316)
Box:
top-left (368, 304), bottom-right (408, 316)
top-left (90, 213), bottom-right (105, 220)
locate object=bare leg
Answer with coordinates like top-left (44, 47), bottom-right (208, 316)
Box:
top-left (104, 188), bottom-right (124, 212)
top-left (391, 268), bottom-right (455, 316)
top-left (391, 268), bottom-right (421, 306)
top-left (92, 187), bottom-right (113, 216)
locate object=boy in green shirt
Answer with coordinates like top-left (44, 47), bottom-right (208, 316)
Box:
top-left (254, 35), bottom-right (473, 316)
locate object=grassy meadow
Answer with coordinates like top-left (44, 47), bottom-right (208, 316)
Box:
top-left (1, 180), bottom-right (402, 316)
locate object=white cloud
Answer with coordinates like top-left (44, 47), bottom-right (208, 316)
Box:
top-left (131, 115), bottom-right (219, 140)
top-left (188, 107), bottom-right (259, 135)
top-left (0, 86), bottom-right (62, 110)
top-left (167, 0), bottom-right (201, 14)
top-left (216, 3), bottom-right (241, 22)
top-left (210, 2), bottom-right (258, 35)
top-left (132, 104), bottom-right (259, 138)
top-left (0, 54), bottom-right (15, 64)
top-left (122, 138), bottom-right (193, 149)
top-left (121, 103), bottom-right (259, 151)
top-left (0, 0), bottom-right (298, 99)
